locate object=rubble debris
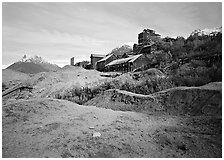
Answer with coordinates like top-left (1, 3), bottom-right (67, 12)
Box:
top-left (92, 132), bottom-right (101, 138)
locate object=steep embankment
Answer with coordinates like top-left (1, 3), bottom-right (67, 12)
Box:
top-left (85, 82), bottom-right (221, 116)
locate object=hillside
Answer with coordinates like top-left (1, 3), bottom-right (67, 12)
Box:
top-left (6, 55), bottom-right (60, 74)
top-left (2, 66), bottom-right (109, 100)
top-left (84, 82), bottom-right (221, 115)
top-left (7, 62), bottom-right (49, 74)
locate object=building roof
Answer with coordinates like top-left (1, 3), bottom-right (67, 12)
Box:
top-left (97, 54), bottom-right (114, 63)
top-left (138, 29), bottom-right (161, 37)
top-left (106, 54), bottom-right (142, 66)
top-left (129, 54), bottom-right (142, 63)
top-left (90, 54), bottom-right (105, 58)
top-left (154, 33), bottom-right (161, 36)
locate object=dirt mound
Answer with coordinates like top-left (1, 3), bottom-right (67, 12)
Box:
top-left (85, 82), bottom-right (222, 116)
top-left (60, 65), bottom-right (86, 72)
top-left (6, 62), bottom-right (49, 74)
top-left (112, 68), bottom-right (167, 85)
top-left (3, 66), bottom-right (108, 99)
top-left (2, 67), bottom-right (168, 100)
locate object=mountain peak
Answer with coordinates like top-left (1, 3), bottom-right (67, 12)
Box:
top-left (6, 54), bottom-right (61, 74)
top-left (20, 54), bottom-right (47, 64)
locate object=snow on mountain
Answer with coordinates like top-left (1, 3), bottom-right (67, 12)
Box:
top-left (6, 55), bottom-right (61, 74)
top-left (20, 55), bottom-right (47, 64)
top-left (191, 27), bottom-right (222, 36)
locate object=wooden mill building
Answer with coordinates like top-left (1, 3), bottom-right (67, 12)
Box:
top-left (105, 54), bottom-right (150, 72)
top-left (89, 28), bottom-right (161, 72)
top-left (99, 41), bottom-right (156, 72)
top-left (133, 28), bottom-right (160, 54)
top-left (96, 54), bottom-right (117, 71)
top-left (90, 54), bottom-right (105, 69)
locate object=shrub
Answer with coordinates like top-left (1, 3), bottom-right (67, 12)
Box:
top-left (169, 62), bottom-right (221, 87)
top-left (119, 77), bottom-right (175, 95)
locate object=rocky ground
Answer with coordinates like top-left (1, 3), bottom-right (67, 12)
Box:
top-left (2, 68), bottom-right (222, 158)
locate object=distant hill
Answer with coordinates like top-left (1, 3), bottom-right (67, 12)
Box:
top-left (6, 55), bottom-right (60, 74)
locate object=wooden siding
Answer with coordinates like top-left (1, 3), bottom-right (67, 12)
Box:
top-left (105, 54), bottom-right (150, 73)
top-left (96, 54), bottom-right (117, 71)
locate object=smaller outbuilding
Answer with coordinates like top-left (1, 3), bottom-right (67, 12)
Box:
top-left (90, 54), bottom-right (105, 69)
top-left (70, 57), bottom-right (75, 66)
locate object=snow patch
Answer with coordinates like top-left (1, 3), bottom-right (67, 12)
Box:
top-left (20, 54), bottom-right (47, 64)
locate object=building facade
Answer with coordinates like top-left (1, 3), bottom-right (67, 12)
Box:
top-left (70, 57), bottom-right (75, 66)
top-left (133, 28), bottom-right (160, 54)
top-left (75, 61), bottom-right (89, 68)
top-left (138, 29), bottom-right (161, 44)
top-left (105, 54), bottom-right (150, 73)
top-left (96, 54), bottom-right (117, 71)
top-left (90, 54), bottom-right (105, 69)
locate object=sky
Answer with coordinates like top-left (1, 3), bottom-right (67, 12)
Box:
top-left (2, 2), bottom-right (222, 68)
